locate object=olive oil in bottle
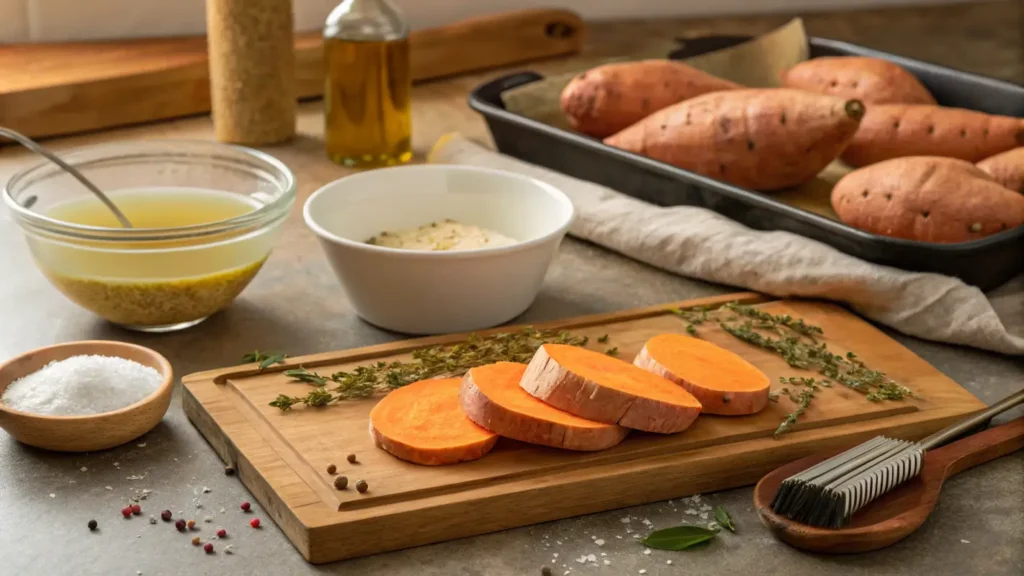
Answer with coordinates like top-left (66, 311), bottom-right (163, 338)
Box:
top-left (324, 0), bottom-right (412, 168)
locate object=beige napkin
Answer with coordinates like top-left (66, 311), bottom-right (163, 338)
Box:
top-left (428, 133), bottom-right (1024, 355)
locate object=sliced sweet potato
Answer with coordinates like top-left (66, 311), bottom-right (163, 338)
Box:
top-left (603, 88), bottom-right (865, 191)
top-left (369, 378), bottom-right (498, 466)
top-left (831, 156), bottom-right (1024, 242)
top-left (460, 362), bottom-right (629, 451)
top-left (781, 56), bottom-right (936, 105)
top-left (519, 344), bottom-right (702, 434)
top-left (841, 105), bottom-right (1024, 167)
top-left (560, 59), bottom-right (742, 138)
top-left (633, 334), bottom-right (771, 416)
top-left (977, 147), bottom-right (1024, 193)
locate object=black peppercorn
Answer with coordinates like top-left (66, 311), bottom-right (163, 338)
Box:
top-left (346, 453), bottom-right (357, 464)
top-left (88, 519), bottom-right (98, 531)
top-left (541, 567), bottom-right (552, 576)
top-left (333, 476), bottom-right (348, 490)
top-left (356, 479), bottom-right (368, 493)
top-left (224, 466), bottom-right (236, 476)
top-left (327, 464), bottom-right (337, 475)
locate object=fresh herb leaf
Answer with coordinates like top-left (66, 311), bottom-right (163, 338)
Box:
top-left (243, 350), bottom-right (287, 370)
top-left (597, 334), bottom-right (609, 344)
top-left (642, 525), bottom-right (719, 551)
top-left (605, 347), bottom-right (619, 357)
top-left (271, 327), bottom-right (590, 410)
top-left (713, 505), bottom-right (735, 532)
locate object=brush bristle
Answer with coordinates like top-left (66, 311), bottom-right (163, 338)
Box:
top-left (770, 436), bottom-right (924, 528)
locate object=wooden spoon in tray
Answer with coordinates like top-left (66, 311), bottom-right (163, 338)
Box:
top-left (754, 412), bottom-right (1024, 553)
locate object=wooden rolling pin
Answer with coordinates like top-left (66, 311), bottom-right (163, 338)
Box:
top-left (0, 9), bottom-right (585, 140)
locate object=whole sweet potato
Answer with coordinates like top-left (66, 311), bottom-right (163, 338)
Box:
top-left (782, 56), bottom-right (936, 105)
top-left (841, 104), bottom-right (1024, 167)
top-left (560, 60), bottom-right (741, 138)
top-left (977, 147), bottom-right (1024, 193)
top-left (832, 156), bottom-right (1024, 242)
top-left (603, 88), bottom-right (865, 191)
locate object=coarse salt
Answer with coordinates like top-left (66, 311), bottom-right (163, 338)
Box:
top-left (0, 355), bottom-right (161, 416)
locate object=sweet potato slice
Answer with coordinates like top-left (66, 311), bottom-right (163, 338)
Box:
top-left (461, 362), bottom-right (629, 451)
top-left (841, 105), bottom-right (1024, 167)
top-left (369, 378), bottom-right (498, 466)
top-left (560, 60), bottom-right (742, 138)
top-left (977, 147), bottom-right (1024, 193)
top-left (603, 88), bottom-right (865, 191)
top-left (519, 344), bottom-right (702, 434)
top-left (633, 334), bottom-right (770, 416)
top-left (781, 56), bottom-right (936, 105)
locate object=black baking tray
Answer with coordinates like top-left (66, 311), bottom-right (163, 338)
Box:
top-left (468, 35), bottom-right (1024, 291)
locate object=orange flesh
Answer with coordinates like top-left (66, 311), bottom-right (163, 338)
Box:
top-left (543, 344), bottom-right (701, 407)
top-left (369, 378), bottom-right (497, 449)
top-left (469, 362), bottom-right (615, 428)
top-left (645, 334), bottom-right (769, 391)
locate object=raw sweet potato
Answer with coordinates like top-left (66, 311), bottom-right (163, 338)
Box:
top-left (633, 334), bottom-right (770, 416)
top-left (841, 105), bottom-right (1024, 167)
top-left (977, 147), bottom-right (1024, 193)
top-left (519, 344), bottom-right (702, 434)
top-left (831, 156), bottom-right (1024, 242)
top-left (781, 56), bottom-right (936, 105)
top-left (460, 362), bottom-right (629, 451)
top-left (369, 377), bottom-right (499, 466)
top-left (603, 88), bottom-right (865, 191)
top-left (560, 60), bottom-right (742, 138)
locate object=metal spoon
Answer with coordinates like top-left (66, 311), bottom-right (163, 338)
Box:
top-left (1, 127), bottom-right (133, 228)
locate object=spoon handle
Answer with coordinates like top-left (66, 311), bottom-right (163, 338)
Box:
top-left (928, 415), bottom-right (1024, 479)
top-left (919, 387), bottom-right (1024, 450)
top-left (0, 127), bottom-right (133, 228)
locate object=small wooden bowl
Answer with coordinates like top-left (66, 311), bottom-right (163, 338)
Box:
top-left (0, 341), bottom-right (173, 452)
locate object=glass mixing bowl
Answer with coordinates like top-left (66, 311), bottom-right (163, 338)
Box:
top-left (3, 140), bottom-right (295, 332)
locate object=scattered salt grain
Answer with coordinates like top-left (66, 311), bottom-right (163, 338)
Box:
top-left (49, 493), bottom-right (56, 498)
top-left (556, 541), bottom-right (562, 545)
top-left (113, 462), bottom-right (120, 467)
top-left (590, 535), bottom-right (597, 540)
top-left (126, 475), bottom-right (145, 481)
top-left (699, 513), bottom-right (708, 520)
top-left (204, 516), bottom-right (213, 523)
top-left (620, 517), bottom-right (631, 523)
top-left (224, 545), bottom-right (234, 554)
top-left (105, 486), bottom-right (113, 491)
top-left (708, 522), bottom-right (720, 531)
top-left (641, 519), bottom-right (652, 526)
top-left (553, 553), bottom-right (559, 558)
top-left (643, 549), bottom-right (651, 555)
top-left (203, 487), bottom-right (211, 493)
top-left (666, 560), bottom-right (672, 565)
top-left (684, 508), bottom-right (698, 515)
top-left (0, 355), bottom-right (161, 416)
top-left (137, 443), bottom-right (146, 448)
top-left (632, 534), bottom-right (640, 539)
top-left (961, 539), bottom-right (970, 544)
top-left (585, 554), bottom-right (597, 563)
top-left (220, 508), bottom-right (226, 514)
top-left (575, 556), bottom-right (586, 564)
top-left (594, 539), bottom-right (605, 546)
top-left (80, 467), bottom-right (88, 472)
top-left (603, 560), bottom-right (611, 566)
top-left (639, 570), bottom-right (647, 575)
top-left (616, 536), bottom-right (622, 539)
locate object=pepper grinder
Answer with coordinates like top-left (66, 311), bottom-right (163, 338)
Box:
top-left (323, 0), bottom-right (412, 167)
top-left (207, 0), bottom-right (296, 145)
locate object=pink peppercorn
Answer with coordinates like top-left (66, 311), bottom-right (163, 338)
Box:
top-left (204, 543), bottom-right (214, 554)
top-left (250, 518), bottom-right (261, 529)
top-left (161, 510), bottom-right (172, 522)
top-left (217, 528), bottom-right (227, 538)
top-left (130, 504), bottom-right (142, 515)
top-left (121, 506), bottom-right (133, 518)
top-left (240, 501), bottom-right (251, 512)
top-left (187, 519), bottom-right (196, 530)
top-left (175, 519), bottom-right (187, 532)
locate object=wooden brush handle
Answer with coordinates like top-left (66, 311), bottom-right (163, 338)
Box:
top-left (929, 415), bottom-right (1024, 478)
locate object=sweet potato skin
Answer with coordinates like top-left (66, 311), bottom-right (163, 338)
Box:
top-left (831, 156), bottom-right (1024, 242)
top-left (460, 364), bottom-right (629, 451)
top-left (841, 105), bottom-right (1024, 167)
top-left (977, 147), bottom-right (1024, 193)
top-left (603, 88), bottom-right (865, 191)
top-left (560, 59), bottom-right (741, 138)
top-left (782, 56), bottom-right (936, 105)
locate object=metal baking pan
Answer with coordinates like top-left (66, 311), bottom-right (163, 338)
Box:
top-left (468, 35), bottom-right (1024, 291)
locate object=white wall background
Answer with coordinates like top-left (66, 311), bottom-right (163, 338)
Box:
top-left (1, 0), bottom-right (972, 43)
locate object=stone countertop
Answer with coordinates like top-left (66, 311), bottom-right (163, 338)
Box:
top-left (1, 2), bottom-right (1022, 575)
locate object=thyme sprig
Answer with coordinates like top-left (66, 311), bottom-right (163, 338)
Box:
top-left (270, 328), bottom-right (589, 411)
top-left (241, 350), bottom-right (288, 371)
top-left (672, 302), bottom-right (914, 436)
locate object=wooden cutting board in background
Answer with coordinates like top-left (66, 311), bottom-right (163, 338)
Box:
top-left (181, 293), bottom-right (984, 563)
top-left (0, 9), bottom-right (585, 140)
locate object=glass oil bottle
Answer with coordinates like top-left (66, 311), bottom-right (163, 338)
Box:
top-left (323, 0), bottom-right (412, 168)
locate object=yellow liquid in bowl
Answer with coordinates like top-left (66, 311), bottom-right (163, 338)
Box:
top-left (33, 188), bottom-right (276, 329)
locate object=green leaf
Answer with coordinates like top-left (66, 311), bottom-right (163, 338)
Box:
top-left (714, 505), bottom-right (736, 532)
top-left (605, 347), bottom-right (619, 357)
top-left (597, 334), bottom-right (609, 344)
top-left (241, 350), bottom-right (261, 363)
top-left (284, 368), bottom-right (328, 386)
top-left (642, 525), bottom-right (719, 551)
top-left (258, 352), bottom-right (288, 370)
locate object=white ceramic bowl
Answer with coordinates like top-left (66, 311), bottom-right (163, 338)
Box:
top-left (304, 165), bottom-right (575, 334)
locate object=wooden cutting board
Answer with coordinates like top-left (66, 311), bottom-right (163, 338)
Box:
top-left (181, 293), bottom-right (984, 563)
top-left (0, 9), bottom-right (585, 140)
